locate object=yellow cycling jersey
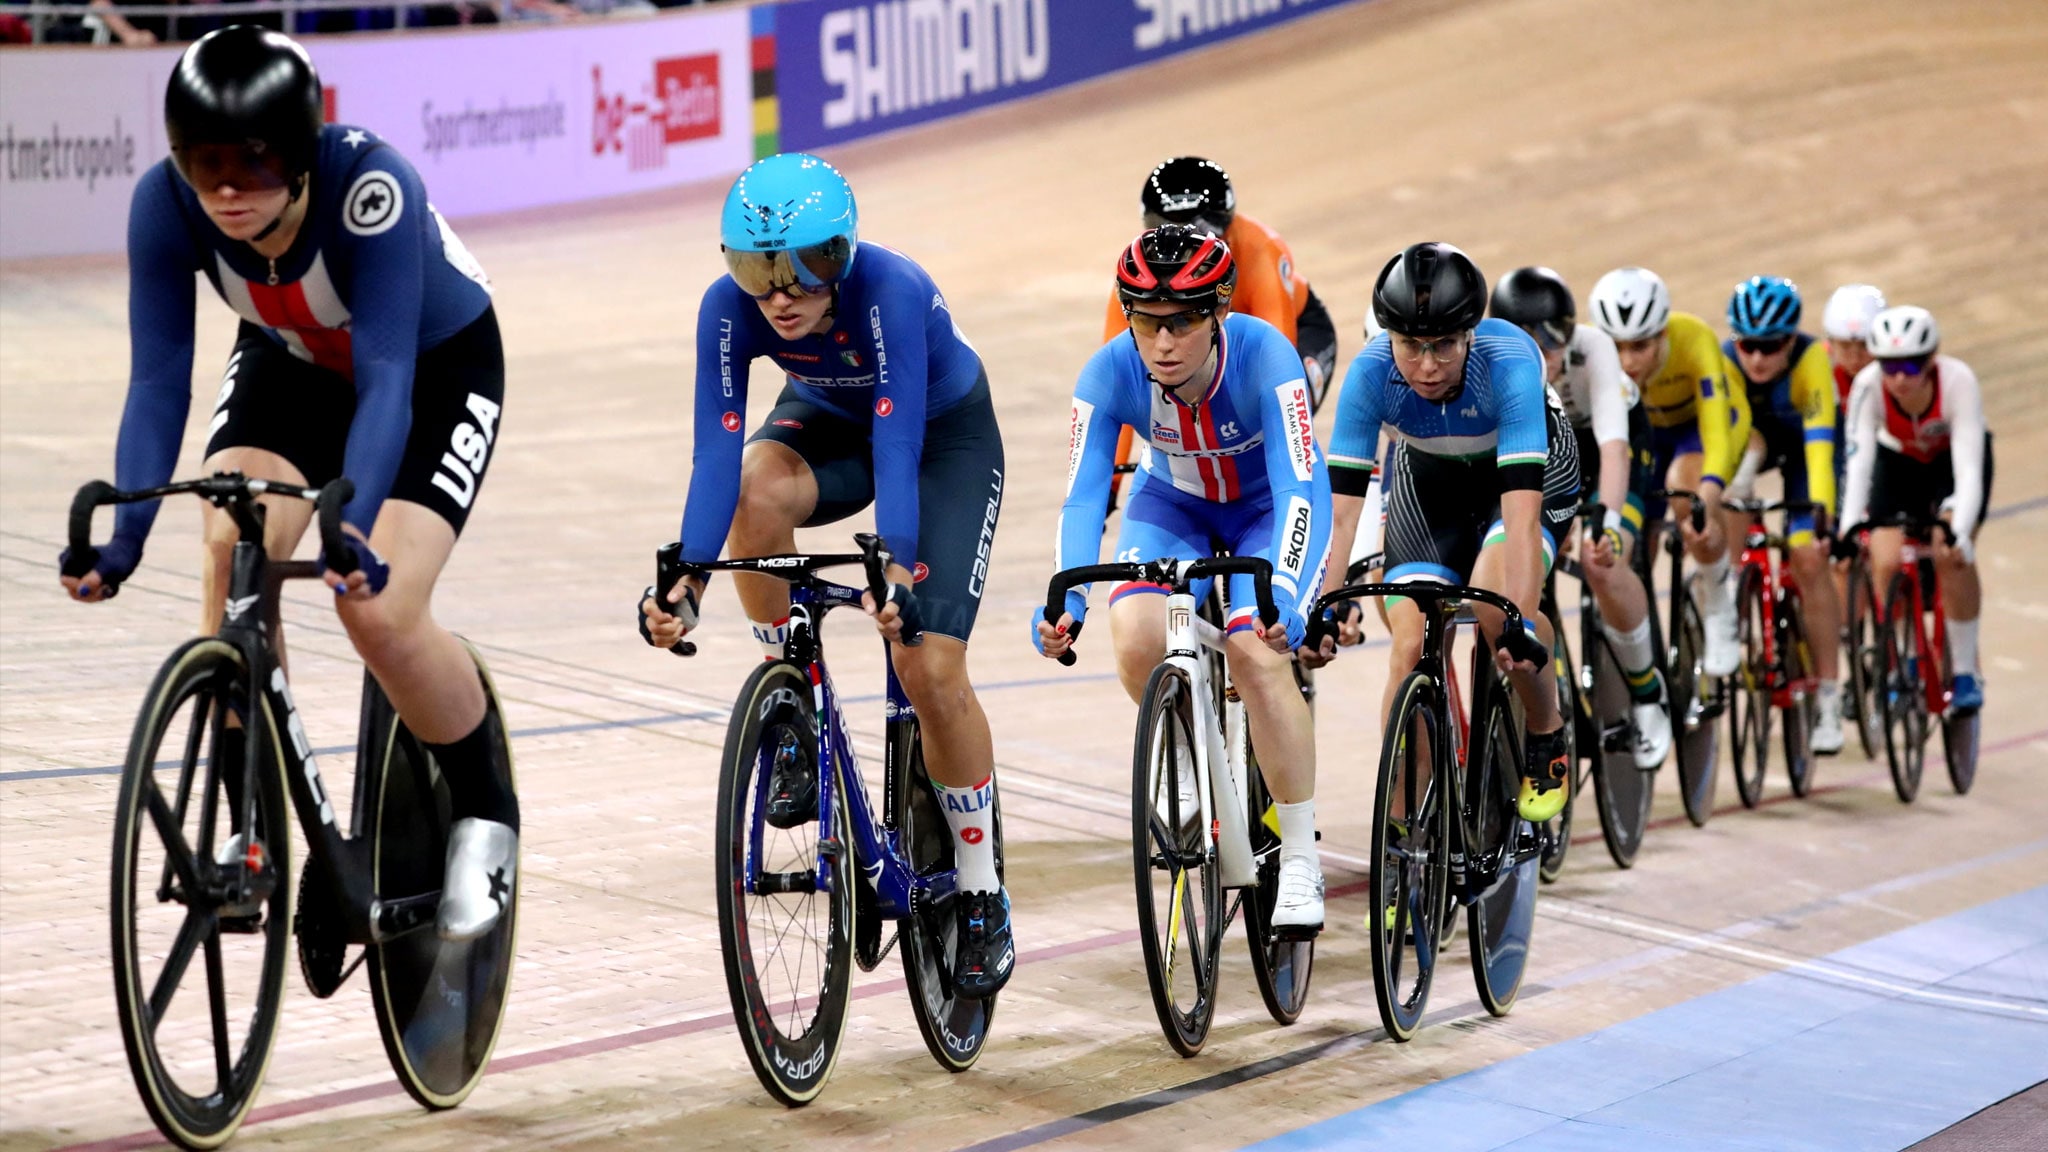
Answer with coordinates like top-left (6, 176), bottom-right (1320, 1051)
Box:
top-left (1637, 312), bottom-right (1750, 484)
top-left (1727, 333), bottom-right (1838, 515)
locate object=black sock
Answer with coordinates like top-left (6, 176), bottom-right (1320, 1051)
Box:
top-left (426, 717), bottom-right (520, 831)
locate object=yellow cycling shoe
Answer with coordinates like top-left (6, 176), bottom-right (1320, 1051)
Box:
top-left (1516, 728), bottom-right (1570, 823)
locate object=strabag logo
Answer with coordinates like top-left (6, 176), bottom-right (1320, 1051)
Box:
top-left (1065, 399), bottom-right (1095, 498)
top-left (593, 54), bottom-right (722, 172)
top-left (820, 0), bottom-right (1051, 131)
top-left (1278, 379), bottom-right (1315, 481)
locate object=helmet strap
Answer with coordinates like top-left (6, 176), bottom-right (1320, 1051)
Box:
top-left (247, 173), bottom-right (307, 245)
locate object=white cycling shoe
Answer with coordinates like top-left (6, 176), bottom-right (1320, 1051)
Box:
top-left (1632, 681), bottom-right (1675, 769)
top-left (438, 818), bottom-right (518, 942)
top-left (1270, 854), bottom-right (1325, 936)
top-left (1811, 685), bottom-right (1846, 755)
top-left (1702, 603), bottom-right (1741, 677)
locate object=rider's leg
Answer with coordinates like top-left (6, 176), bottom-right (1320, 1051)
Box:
top-left (1468, 537), bottom-right (1561, 732)
top-left (1938, 518), bottom-right (1983, 696)
top-left (1868, 526), bottom-right (1905, 614)
top-left (728, 441), bottom-right (820, 659)
top-left (1225, 613), bottom-right (1322, 932)
top-left (891, 636), bottom-right (997, 886)
top-left (1672, 450), bottom-right (1739, 673)
top-left (1109, 589), bottom-right (1170, 702)
top-left (1791, 538), bottom-right (1841, 681)
top-left (1587, 524), bottom-right (1673, 764)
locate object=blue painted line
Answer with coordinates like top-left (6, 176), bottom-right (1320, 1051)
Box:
top-left (1244, 885), bottom-right (2048, 1152)
top-left (1986, 492), bottom-right (2048, 520)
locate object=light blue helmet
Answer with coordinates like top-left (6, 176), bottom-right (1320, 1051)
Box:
top-left (719, 152), bottom-right (858, 298)
top-left (1727, 275), bottom-right (1803, 339)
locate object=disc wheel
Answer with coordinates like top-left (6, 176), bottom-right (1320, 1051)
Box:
top-left (1672, 583), bottom-right (1722, 826)
top-left (1467, 688), bottom-right (1537, 1018)
top-left (111, 639), bottom-right (290, 1151)
top-left (1131, 663), bottom-right (1223, 1057)
top-left (1729, 568), bottom-right (1773, 809)
top-left (1881, 576), bottom-right (1928, 803)
top-left (900, 735), bottom-right (1001, 1073)
top-left (1844, 556), bottom-right (1884, 759)
top-left (1587, 627), bottom-right (1652, 869)
top-left (366, 649), bottom-right (519, 1110)
top-left (714, 660), bottom-right (853, 1106)
top-left (1778, 594), bottom-right (1818, 798)
top-left (1370, 671), bottom-right (1449, 1041)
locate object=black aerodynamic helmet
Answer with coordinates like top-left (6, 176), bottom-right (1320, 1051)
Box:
top-left (1372, 242), bottom-right (1487, 338)
top-left (165, 25), bottom-right (324, 192)
top-left (1140, 156), bottom-right (1235, 235)
top-left (1489, 266), bottom-right (1577, 349)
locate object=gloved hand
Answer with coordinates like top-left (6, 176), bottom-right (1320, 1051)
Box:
top-left (60, 533), bottom-right (142, 602)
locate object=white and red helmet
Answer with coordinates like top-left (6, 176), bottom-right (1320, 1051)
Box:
top-left (1866, 306), bottom-right (1940, 358)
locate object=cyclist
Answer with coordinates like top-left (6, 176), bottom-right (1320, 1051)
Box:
top-left (637, 153), bottom-right (1014, 999)
top-left (1103, 158), bottom-right (1340, 505)
top-left (1318, 243), bottom-right (1580, 823)
top-left (1036, 225), bottom-right (1332, 935)
top-left (1722, 277), bottom-right (1846, 752)
top-left (1822, 284), bottom-right (1887, 660)
top-left (58, 27), bottom-right (516, 942)
top-left (1490, 267), bottom-right (1671, 768)
top-left (1837, 306), bottom-right (1991, 711)
top-left (1588, 266), bottom-right (1751, 678)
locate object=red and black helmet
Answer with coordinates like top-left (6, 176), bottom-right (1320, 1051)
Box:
top-left (1117, 224), bottom-right (1237, 311)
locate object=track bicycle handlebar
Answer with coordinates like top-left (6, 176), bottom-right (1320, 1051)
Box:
top-left (653, 538), bottom-right (885, 658)
top-left (1307, 580), bottom-right (1544, 666)
top-left (65, 473), bottom-right (373, 596)
top-left (1042, 555), bottom-right (1280, 668)
top-left (1657, 488), bottom-right (1711, 535)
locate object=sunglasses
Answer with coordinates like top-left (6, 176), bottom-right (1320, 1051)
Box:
top-left (176, 142), bottom-right (290, 194)
top-left (1879, 354), bottom-right (1932, 377)
top-left (1736, 335), bottom-right (1793, 355)
top-left (1125, 306), bottom-right (1214, 339)
top-left (724, 237), bottom-right (854, 301)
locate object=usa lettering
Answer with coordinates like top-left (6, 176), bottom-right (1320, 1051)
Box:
top-left (432, 392), bottom-right (501, 509)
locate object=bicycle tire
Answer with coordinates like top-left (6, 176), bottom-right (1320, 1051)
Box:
top-left (1844, 556), bottom-right (1884, 759)
top-left (366, 647), bottom-right (519, 1110)
top-left (1778, 591), bottom-right (1818, 798)
top-left (1729, 567), bottom-right (1772, 809)
top-left (1371, 670), bottom-right (1448, 1042)
top-left (1243, 740), bottom-right (1314, 1025)
top-left (1882, 575), bottom-right (1927, 803)
top-left (1586, 625), bottom-right (1652, 869)
top-left (1943, 710), bottom-right (1980, 795)
top-left (1467, 683), bottom-right (1537, 1019)
top-left (1132, 662), bottom-right (1223, 1057)
top-left (111, 638), bottom-right (290, 1151)
top-left (1672, 580), bottom-right (1721, 826)
top-left (715, 660), bottom-right (853, 1106)
top-left (900, 733), bottom-right (1001, 1073)
top-left (1538, 622), bottom-right (1576, 884)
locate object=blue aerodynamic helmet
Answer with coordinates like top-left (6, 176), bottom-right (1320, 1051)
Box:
top-left (719, 152), bottom-right (859, 299)
top-left (1727, 275), bottom-right (1804, 339)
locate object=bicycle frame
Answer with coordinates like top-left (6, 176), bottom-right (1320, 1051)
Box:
top-left (1733, 502), bottom-right (1820, 709)
top-left (1159, 582), bottom-right (1257, 889)
top-left (1881, 532), bottom-right (1952, 717)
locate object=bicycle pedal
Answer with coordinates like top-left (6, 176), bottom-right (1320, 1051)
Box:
top-left (1269, 923), bottom-right (1322, 944)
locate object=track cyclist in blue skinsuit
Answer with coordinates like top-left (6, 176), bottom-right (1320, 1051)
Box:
top-left (1034, 225), bottom-right (1333, 935)
top-left (58, 27), bottom-right (517, 941)
top-left (638, 153), bottom-right (1014, 999)
top-left (1314, 243), bottom-right (1581, 822)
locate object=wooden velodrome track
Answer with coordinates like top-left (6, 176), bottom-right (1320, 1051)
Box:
top-left (4, 0), bottom-right (2047, 1148)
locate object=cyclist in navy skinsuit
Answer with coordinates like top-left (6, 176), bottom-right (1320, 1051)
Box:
top-left (637, 153), bottom-right (1014, 1000)
top-left (60, 27), bottom-right (516, 942)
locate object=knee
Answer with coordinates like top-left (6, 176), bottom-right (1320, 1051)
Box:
top-left (338, 593), bottom-right (427, 667)
top-left (892, 642), bottom-right (967, 706)
top-left (1390, 630), bottom-right (1425, 671)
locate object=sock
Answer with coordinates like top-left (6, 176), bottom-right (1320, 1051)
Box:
top-left (1948, 617), bottom-right (1979, 677)
top-left (935, 775), bottom-right (999, 893)
top-left (1274, 798), bottom-right (1317, 865)
top-left (1702, 552), bottom-right (1735, 615)
top-left (1602, 616), bottom-right (1661, 700)
top-left (751, 617), bottom-right (790, 661)
top-left (427, 717), bottom-right (520, 831)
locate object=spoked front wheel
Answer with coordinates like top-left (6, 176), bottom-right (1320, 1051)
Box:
top-left (715, 660), bottom-right (854, 1106)
top-left (1132, 663), bottom-right (1224, 1057)
top-left (1881, 577), bottom-right (1928, 803)
top-left (1729, 569), bottom-right (1773, 809)
top-left (365, 647), bottom-right (520, 1110)
top-left (111, 639), bottom-right (290, 1151)
top-left (1371, 671), bottom-right (1449, 1041)
top-left (1467, 689), bottom-right (1538, 1019)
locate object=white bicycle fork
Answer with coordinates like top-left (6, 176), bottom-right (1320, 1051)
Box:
top-left (1162, 588), bottom-right (1257, 889)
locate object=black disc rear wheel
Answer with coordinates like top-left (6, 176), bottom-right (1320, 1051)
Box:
top-left (1587, 627), bottom-right (1652, 869)
top-left (1467, 686), bottom-right (1538, 1019)
top-left (111, 639), bottom-right (290, 1151)
top-left (1672, 583), bottom-right (1721, 826)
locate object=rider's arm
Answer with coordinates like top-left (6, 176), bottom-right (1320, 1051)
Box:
top-left (1323, 349), bottom-right (1386, 597)
top-left (1489, 331), bottom-right (1551, 618)
top-left (1250, 334), bottom-right (1322, 624)
top-left (678, 279), bottom-right (757, 564)
top-left (1695, 347), bottom-right (1749, 499)
top-left (1583, 328), bottom-right (1633, 514)
top-left (110, 166), bottom-right (202, 553)
top-left (1944, 359), bottom-right (1989, 542)
top-left (336, 154), bottom-right (431, 535)
top-left (867, 276), bottom-right (938, 570)
top-left (1838, 364), bottom-right (1880, 530)
top-left (1793, 343), bottom-right (1838, 518)
top-left (1053, 348), bottom-right (1132, 616)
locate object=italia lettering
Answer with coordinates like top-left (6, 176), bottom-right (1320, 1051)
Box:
top-left (942, 779), bottom-right (995, 814)
top-left (432, 393), bottom-right (501, 509)
top-left (821, 0), bottom-right (1051, 130)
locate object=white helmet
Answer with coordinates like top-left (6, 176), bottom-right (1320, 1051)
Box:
top-left (1866, 306), bottom-right (1939, 357)
top-left (1822, 284), bottom-right (1887, 340)
top-left (1589, 267), bottom-right (1671, 341)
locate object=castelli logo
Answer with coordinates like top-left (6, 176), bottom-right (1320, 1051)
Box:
top-left (875, 397), bottom-right (894, 417)
top-left (721, 411), bottom-right (741, 432)
top-left (833, 331), bottom-right (851, 345)
top-left (961, 827), bottom-right (984, 844)
top-left (913, 562), bottom-right (929, 582)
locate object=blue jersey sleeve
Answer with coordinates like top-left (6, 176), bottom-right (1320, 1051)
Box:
top-left (1325, 344), bottom-right (1387, 498)
top-left (868, 272), bottom-right (932, 568)
top-left (1052, 346), bottom-right (1130, 613)
top-left (1248, 332), bottom-right (1322, 619)
top-left (1477, 322), bottom-right (1549, 491)
top-left (334, 152), bottom-right (429, 532)
top-left (111, 165), bottom-right (202, 550)
top-left (679, 278), bottom-right (756, 563)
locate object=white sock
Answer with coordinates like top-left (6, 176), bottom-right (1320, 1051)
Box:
top-left (1818, 679), bottom-right (1841, 703)
top-left (935, 776), bottom-right (999, 893)
top-left (1949, 618), bottom-right (1979, 677)
top-left (1702, 553), bottom-right (1734, 615)
top-left (751, 617), bottom-right (789, 661)
top-left (1602, 616), bottom-right (1658, 681)
top-left (1274, 798), bottom-right (1318, 866)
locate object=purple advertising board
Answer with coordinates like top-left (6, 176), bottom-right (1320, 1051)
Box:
top-left (767, 0), bottom-right (1372, 153)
